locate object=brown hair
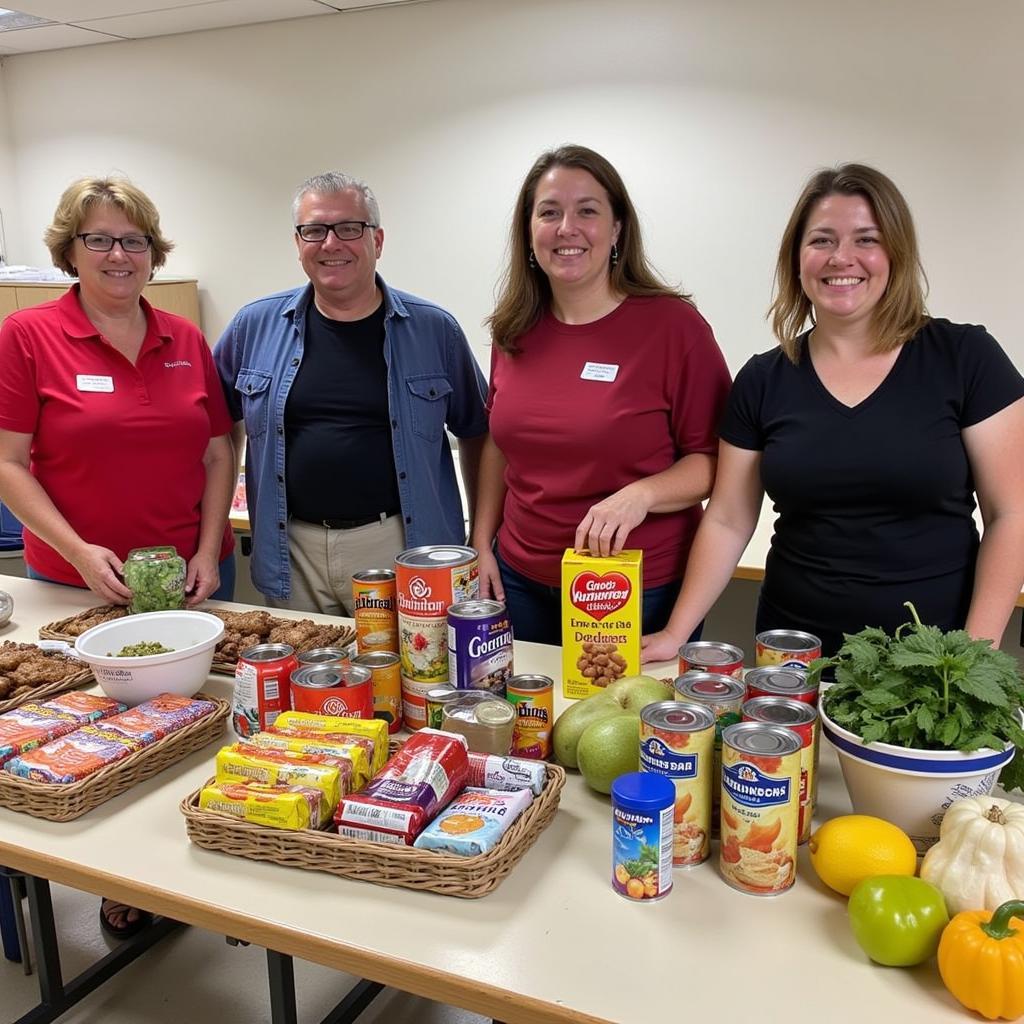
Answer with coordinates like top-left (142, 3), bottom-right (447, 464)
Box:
top-left (44, 177), bottom-right (173, 276)
top-left (487, 144), bottom-right (688, 354)
top-left (768, 163), bottom-right (928, 361)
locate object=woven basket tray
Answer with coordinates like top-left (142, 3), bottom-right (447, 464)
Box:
top-left (0, 693), bottom-right (229, 822)
top-left (181, 762), bottom-right (565, 898)
top-left (0, 663), bottom-right (94, 716)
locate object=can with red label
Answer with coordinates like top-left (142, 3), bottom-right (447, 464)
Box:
top-left (233, 643), bottom-right (298, 738)
top-left (351, 651), bottom-right (402, 733)
top-left (678, 641), bottom-right (744, 679)
top-left (290, 664), bottom-right (373, 720)
top-left (447, 598), bottom-right (514, 697)
top-left (507, 673), bottom-right (554, 760)
top-left (744, 666), bottom-right (818, 705)
top-left (754, 630), bottom-right (822, 669)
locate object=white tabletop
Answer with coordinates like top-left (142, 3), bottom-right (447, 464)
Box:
top-left (0, 574), bottom-right (970, 1024)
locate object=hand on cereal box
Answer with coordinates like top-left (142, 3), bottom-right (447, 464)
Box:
top-left (574, 482), bottom-right (650, 557)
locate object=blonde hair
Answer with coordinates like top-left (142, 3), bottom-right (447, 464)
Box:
top-left (768, 163), bottom-right (928, 361)
top-left (44, 177), bottom-right (173, 276)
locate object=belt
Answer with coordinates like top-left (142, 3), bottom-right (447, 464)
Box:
top-left (298, 512), bottom-right (397, 530)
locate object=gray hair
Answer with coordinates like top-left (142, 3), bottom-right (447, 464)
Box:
top-left (291, 171), bottom-right (381, 226)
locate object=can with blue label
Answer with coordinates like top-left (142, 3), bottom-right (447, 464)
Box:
top-left (640, 701), bottom-right (715, 867)
top-left (447, 599), bottom-right (514, 697)
top-left (719, 722), bottom-right (801, 896)
top-left (610, 771), bottom-right (675, 902)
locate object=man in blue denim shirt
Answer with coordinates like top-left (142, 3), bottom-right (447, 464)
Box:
top-left (214, 172), bottom-right (488, 611)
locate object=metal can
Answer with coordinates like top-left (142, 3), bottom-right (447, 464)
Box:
top-left (640, 701), bottom-right (716, 867)
top-left (744, 666), bottom-right (818, 705)
top-left (441, 694), bottom-right (516, 755)
top-left (673, 671), bottom-right (746, 836)
top-left (289, 664), bottom-right (373, 719)
top-left (611, 771), bottom-right (674, 902)
top-left (351, 651), bottom-right (403, 733)
top-left (678, 641), bottom-right (744, 679)
top-left (754, 629), bottom-right (822, 669)
top-left (233, 643), bottom-right (297, 738)
top-left (719, 722), bottom-right (801, 896)
top-left (395, 545), bottom-right (479, 729)
top-left (743, 696), bottom-right (819, 844)
top-left (297, 646), bottom-right (352, 669)
top-left (507, 674), bottom-right (554, 760)
top-left (447, 598), bottom-right (514, 697)
top-left (352, 569), bottom-right (398, 654)
top-left (424, 684), bottom-right (460, 730)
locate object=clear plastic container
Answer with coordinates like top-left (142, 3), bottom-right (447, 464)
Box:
top-left (442, 694), bottom-right (515, 755)
top-left (123, 546), bottom-right (186, 614)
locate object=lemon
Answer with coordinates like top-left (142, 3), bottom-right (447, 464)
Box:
top-left (808, 815), bottom-right (917, 895)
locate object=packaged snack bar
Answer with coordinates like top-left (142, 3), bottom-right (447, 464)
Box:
top-left (5, 726), bottom-right (142, 783)
top-left (413, 787), bottom-right (533, 856)
top-left (0, 705), bottom-right (87, 766)
top-left (95, 693), bottom-right (217, 746)
top-left (199, 779), bottom-right (324, 829)
top-left (272, 711), bottom-right (388, 774)
top-left (466, 751), bottom-right (548, 796)
top-left (40, 692), bottom-right (126, 721)
top-left (215, 743), bottom-right (348, 815)
top-left (248, 731), bottom-right (370, 791)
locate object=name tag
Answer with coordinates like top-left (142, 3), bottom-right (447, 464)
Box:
top-left (76, 375), bottom-right (114, 393)
top-left (580, 361), bottom-right (619, 382)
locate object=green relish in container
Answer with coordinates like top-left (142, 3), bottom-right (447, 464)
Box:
top-left (123, 546), bottom-right (186, 613)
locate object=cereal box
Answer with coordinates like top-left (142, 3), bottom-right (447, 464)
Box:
top-left (560, 549), bottom-right (642, 700)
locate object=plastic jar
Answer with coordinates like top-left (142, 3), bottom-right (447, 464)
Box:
top-left (123, 546), bottom-right (186, 613)
top-left (611, 771), bottom-right (675, 902)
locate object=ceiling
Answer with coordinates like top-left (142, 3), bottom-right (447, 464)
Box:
top-left (0, 0), bottom-right (427, 54)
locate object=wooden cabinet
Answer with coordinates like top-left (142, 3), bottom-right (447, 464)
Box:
top-left (0, 278), bottom-right (201, 328)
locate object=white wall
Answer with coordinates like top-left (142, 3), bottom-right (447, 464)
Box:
top-left (0, 0), bottom-right (1021, 375)
top-left (0, 73), bottom-right (20, 265)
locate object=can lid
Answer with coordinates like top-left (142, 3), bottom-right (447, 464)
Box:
top-left (755, 629), bottom-right (821, 653)
top-left (475, 700), bottom-right (515, 725)
top-left (744, 667), bottom-right (813, 694)
top-left (743, 696), bottom-right (817, 727)
top-left (678, 641), bottom-right (744, 665)
top-left (448, 599), bottom-right (505, 618)
top-left (612, 771), bottom-right (675, 811)
top-left (674, 672), bottom-right (746, 702)
top-left (641, 700), bottom-right (716, 732)
top-left (723, 721), bottom-right (802, 756)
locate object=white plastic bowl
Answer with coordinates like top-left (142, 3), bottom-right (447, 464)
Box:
top-left (74, 610), bottom-right (224, 706)
top-left (820, 703), bottom-right (1014, 853)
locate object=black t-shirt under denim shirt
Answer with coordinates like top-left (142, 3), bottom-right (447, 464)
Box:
top-left (719, 318), bottom-right (1024, 654)
top-left (284, 301), bottom-right (401, 522)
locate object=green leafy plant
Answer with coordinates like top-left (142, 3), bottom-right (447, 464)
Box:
top-left (808, 602), bottom-right (1024, 791)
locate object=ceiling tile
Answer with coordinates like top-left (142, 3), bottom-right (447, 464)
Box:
top-left (0, 2), bottom-right (210, 19)
top-left (0, 23), bottom-right (125, 51)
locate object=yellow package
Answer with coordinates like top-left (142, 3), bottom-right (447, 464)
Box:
top-left (199, 780), bottom-right (324, 829)
top-left (247, 732), bottom-right (371, 791)
top-left (560, 549), bottom-right (643, 700)
top-left (272, 710), bottom-right (388, 774)
top-left (214, 744), bottom-right (346, 817)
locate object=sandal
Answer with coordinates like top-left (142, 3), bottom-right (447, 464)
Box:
top-left (99, 898), bottom-right (152, 940)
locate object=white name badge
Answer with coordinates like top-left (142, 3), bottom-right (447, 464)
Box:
top-left (580, 361), bottom-right (619, 382)
top-left (76, 375), bottom-right (114, 393)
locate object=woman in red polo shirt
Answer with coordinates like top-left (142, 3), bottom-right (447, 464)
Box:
top-left (0, 177), bottom-right (235, 938)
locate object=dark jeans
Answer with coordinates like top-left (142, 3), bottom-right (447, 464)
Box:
top-left (495, 547), bottom-right (701, 647)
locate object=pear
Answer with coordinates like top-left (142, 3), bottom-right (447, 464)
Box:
top-left (552, 694), bottom-right (622, 769)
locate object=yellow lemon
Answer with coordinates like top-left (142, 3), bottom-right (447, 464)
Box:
top-left (808, 815), bottom-right (917, 895)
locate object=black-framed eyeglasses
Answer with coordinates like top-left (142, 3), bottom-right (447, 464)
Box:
top-left (295, 221), bottom-right (377, 243)
top-left (75, 232), bottom-right (153, 253)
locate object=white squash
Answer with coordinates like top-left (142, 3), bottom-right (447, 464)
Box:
top-left (920, 796), bottom-right (1024, 915)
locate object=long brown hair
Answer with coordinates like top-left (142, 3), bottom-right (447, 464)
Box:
top-left (488, 144), bottom-right (689, 354)
top-left (768, 163), bottom-right (928, 361)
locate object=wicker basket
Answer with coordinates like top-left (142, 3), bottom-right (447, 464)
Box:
top-left (0, 693), bottom-right (229, 821)
top-left (0, 665), bottom-right (94, 716)
top-left (181, 762), bottom-right (565, 898)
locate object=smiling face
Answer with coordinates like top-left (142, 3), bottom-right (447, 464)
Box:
top-left (799, 193), bottom-right (891, 332)
top-left (294, 187), bottom-right (383, 311)
top-left (71, 203), bottom-right (152, 309)
top-left (529, 166), bottom-right (621, 298)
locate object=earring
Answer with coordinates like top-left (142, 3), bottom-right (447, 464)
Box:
top-left (611, 244), bottom-right (619, 267)
top-left (528, 249), bottom-right (537, 269)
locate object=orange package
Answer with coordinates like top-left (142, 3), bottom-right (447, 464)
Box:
top-left (4, 725), bottom-right (142, 783)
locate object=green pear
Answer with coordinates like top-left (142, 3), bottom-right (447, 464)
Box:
top-left (577, 714), bottom-right (642, 794)
top-left (603, 675), bottom-right (673, 712)
top-left (552, 693), bottom-right (622, 769)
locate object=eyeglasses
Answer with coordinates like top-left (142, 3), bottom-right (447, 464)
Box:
top-left (295, 221), bottom-right (377, 243)
top-left (76, 233), bottom-right (153, 253)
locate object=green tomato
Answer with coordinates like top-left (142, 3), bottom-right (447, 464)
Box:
top-left (847, 875), bottom-right (950, 967)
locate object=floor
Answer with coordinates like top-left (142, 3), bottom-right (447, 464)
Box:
top-left (5, 881), bottom-right (489, 1024)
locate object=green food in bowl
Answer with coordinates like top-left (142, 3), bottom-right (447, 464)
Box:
top-left (109, 640), bottom-right (175, 657)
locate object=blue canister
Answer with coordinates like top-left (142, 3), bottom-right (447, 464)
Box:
top-left (447, 599), bottom-right (514, 697)
top-left (611, 771), bottom-right (675, 901)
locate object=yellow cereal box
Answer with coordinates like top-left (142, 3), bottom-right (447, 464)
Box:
top-left (560, 549), bottom-right (642, 700)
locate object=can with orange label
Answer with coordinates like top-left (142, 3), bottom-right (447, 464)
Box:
top-left (744, 666), bottom-right (818, 705)
top-left (352, 569), bottom-right (398, 654)
top-left (351, 651), bottom-right (402, 733)
top-left (754, 630), bottom-right (821, 669)
top-left (507, 674), bottom-right (554, 760)
top-left (289, 664), bottom-right (373, 720)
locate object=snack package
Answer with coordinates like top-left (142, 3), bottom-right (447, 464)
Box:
top-left (413, 787), bottom-right (533, 856)
top-left (466, 751), bottom-right (548, 796)
top-left (334, 730), bottom-right (469, 844)
top-left (40, 692), bottom-right (126, 721)
top-left (248, 731), bottom-right (371, 791)
top-left (95, 693), bottom-right (217, 746)
top-left (272, 711), bottom-right (388, 774)
top-left (4, 725), bottom-right (142, 783)
top-left (199, 779), bottom-right (324, 830)
top-left (0, 705), bottom-right (90, 766)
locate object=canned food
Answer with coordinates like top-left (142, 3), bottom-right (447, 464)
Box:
top-left (447, 599), bottom-right (514, 696)
top-left (506, 674), bottom-right (554, 760)
top-left (352, 569), bottom-right (398, 654)
top-left (754, 629), bottom-right (822, 669)
top-left (351, 651), bottom-right (402, 733)
top-left (743, 696), bottom-right (819, 844)
top-left (233, 643), bottom-right (298, 738)
top-left (424, 684), bottom-right (460, 730)
top-left (719, 722), bottom-right (801, 895)
top-left (640, 701), bottom-right (716, 867)
top-left (395, 545), bottom-right (479, 729)
top-left (290, 664), bottom-right (373, 720)
top-left (744, 666), bottom-right (818, 704)
top-left (611, 772), bottom-right (674, 901)
top-left (297, 647), bottom-right (352, 668)
top-left (441, 694), bottom-right (515, 755)
top-left (678, 641), bottom-right (744, 679)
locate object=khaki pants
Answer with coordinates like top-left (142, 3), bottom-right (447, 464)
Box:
top-left (267, 515), bottom-right (405, 616)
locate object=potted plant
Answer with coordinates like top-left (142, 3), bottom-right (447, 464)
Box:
top-left (808, 603), bottom-right (1024, 853)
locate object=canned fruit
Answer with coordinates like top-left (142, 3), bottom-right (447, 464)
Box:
top-left (611, 772), bottom-right (674, 901)
top-left (678, 641), bottom-right (744, 679)
top-left (808, 815), bottom-right (917, 896)
top-left (577, 714), bottom-right (641, 794)
top-left (755, 630), bottom-right (822, 669)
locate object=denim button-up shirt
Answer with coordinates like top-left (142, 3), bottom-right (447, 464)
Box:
top-left (213, 277), bottom-right (488, 599)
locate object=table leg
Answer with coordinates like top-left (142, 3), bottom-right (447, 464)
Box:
top-left (265, 948), bottom-right (384, 1024)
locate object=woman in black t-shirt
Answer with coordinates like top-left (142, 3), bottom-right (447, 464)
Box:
top-left (642, 163), bottom-right (1024, 661)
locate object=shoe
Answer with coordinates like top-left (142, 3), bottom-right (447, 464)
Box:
top-left (99, 898), bottom-right (152, 940)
